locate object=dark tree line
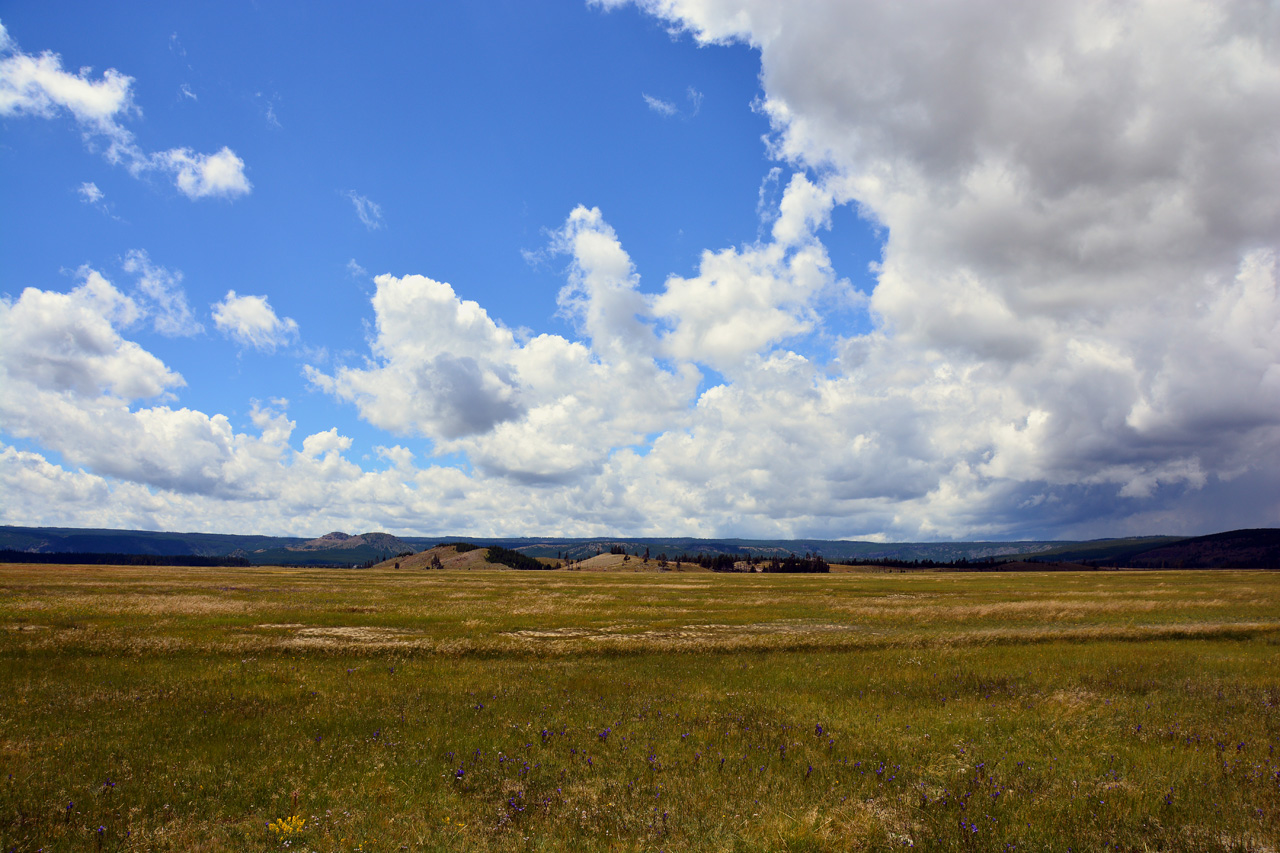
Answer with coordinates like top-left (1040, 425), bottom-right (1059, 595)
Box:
top-left (667, 552), bottom-right (830, 573)
top-left (839, 555), bottom-right (1090, 568)
top-left (766, 554), bottom-right (830, 573)
top-left (485, 546), bottom-right (551, 570)
top-left (0, 550), bottom-right (251, 567)
top-left (845, 556), bottom-right (999, 570)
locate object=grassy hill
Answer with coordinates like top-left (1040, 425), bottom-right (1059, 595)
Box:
top-left (373, 544), bottom-right (503, 572)
top-left (1003, 536), bottom-right (1187, 564)
top-left (1114, 528), bottom-right (1280, 568)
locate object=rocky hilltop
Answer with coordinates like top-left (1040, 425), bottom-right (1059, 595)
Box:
top-left (285, 532), bottom-right (411, 553)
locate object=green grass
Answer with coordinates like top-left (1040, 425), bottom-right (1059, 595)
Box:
top-left (1, 564), bottom-right (1278, 851)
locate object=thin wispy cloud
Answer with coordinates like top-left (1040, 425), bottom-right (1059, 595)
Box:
top-left (123, 249), bottom-right (203, 337)
top-left (643, 93), bottom-right (678, 116)
top-left (346, 191), bottom-right (383, 230)
top-left (686, 86), bottom-right (702, 116)
top-left (78, 181), bottom-right (104, 204)
top-left (255, 91), bottom-right (281, 129)
top-left (643, 87), bottom-right (703, 119)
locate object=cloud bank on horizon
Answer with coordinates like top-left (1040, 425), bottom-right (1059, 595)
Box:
top-left (1, 1), bottom-right (1278, 540)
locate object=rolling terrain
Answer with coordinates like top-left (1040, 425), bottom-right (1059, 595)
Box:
top-left (2, 525), bottom-right (1278, 568)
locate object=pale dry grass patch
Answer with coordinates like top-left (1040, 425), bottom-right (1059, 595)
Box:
top-left (506, 602), bottom-right (563, 616)
top-left (5, 599), bottom-right (50, 611)
top-left (261, 624), bottom-right (433, 651)
top-left (815, 796), bottom-right (912, 848)
top-left (110, 593), bottom-right (255, 616)
top-left (1048, 687), bottom-right (1100, 714)
top-left (119, 635), bottom-right (190, 654)
top-left (838, 595), bottom-right (1232, 624)
top-left (1182, 826), bottom-right (1279, 853)
top-left (294, 625), bottom-right (416, 640)
top-left (506, 627), bottom-right (598, 639)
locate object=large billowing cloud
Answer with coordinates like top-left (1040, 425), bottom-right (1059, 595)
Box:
top-left (0, 270), bottom-right (427, 514)
top-left (4, 1), bottom-right (1279, 538)
top-left (0, 269), bottom-right (251, 496)
top-left (652, 173), bottom-right (840, 374)
top-left (587, 0), bottom-right (1280, 534)
top-left (0, 19), bottom-right (250, 199)
top-left (306, 0), bottom-right (1280, 536)
top-left (308, 206), bottom-right (702, 482)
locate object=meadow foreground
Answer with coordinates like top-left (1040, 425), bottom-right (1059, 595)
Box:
top-left (1, 564), bottom-right (1278, 851)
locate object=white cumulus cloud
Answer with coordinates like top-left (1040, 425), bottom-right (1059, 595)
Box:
top-left (308, 210), bottom-right (700, 484)
top-left (0, 267), bottom-right (174, 400)
top-left (579, 0), bottom-right (1280, 536)
top-left (652, 173), bottom-right (840, 373)
top-left (152, 147), bottom-right (251, 200)
top-left (0, 19), bottom-right (250, 200)
top-left (212, 291), bottom-right (298, 352)
top-left (0, 36), bottom-right (134, 129)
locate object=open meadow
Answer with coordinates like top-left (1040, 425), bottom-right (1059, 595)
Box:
top-left (1, 563), bottom-right (1278, 852)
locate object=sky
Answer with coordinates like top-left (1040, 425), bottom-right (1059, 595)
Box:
top-left (2, 0), bottom-right (1279, 541)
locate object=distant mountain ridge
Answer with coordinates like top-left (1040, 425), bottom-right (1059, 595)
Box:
top-left (1, 525), bottom-right (1276, 567)
top-left (0, 525), bottom-right (417, 567)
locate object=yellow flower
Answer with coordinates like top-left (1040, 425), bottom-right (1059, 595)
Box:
top-left (267, 815), bottom-right (306, 837)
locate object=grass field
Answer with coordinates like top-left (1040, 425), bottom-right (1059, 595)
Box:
top-left (1, 563), bottom-right (1278, 852)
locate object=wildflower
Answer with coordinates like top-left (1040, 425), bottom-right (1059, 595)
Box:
top-left (267, 815), bottom-right (306, 837)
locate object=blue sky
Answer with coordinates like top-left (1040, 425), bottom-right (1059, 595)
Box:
top-left (2, 1), bottom-right (1279, 540)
